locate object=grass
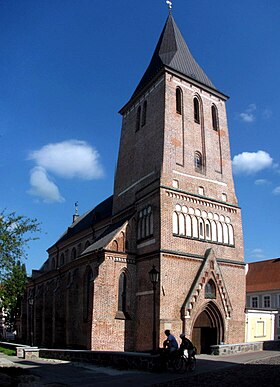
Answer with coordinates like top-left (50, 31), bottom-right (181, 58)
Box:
top-left (0, 346), bottom-right (16, 356)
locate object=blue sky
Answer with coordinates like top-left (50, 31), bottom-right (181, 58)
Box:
top-left (1, 0), bottom-right (280, 274)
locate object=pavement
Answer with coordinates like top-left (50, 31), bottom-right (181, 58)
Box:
top-left (1, 349), bottom-right (280, 386)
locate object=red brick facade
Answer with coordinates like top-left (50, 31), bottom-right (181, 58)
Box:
top-left (20, 14), bottom-right (245, 353)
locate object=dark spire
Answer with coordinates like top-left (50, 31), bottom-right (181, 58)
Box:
top-left (132, 14), bottom-right (216, 99)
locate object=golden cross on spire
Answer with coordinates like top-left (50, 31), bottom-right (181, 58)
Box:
top-left (166, 1), bottom-right (172, 11)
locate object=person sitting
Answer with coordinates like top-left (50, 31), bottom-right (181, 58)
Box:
top-left (179, 333), bottom-right (195, 362)
top-left (163, 329), bottom-right (179, 354)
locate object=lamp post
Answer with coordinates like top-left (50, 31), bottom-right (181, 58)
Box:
top-left (149, 265), bottom-right (159, 352)
top-left (28, 296), bottom-right (34, 347)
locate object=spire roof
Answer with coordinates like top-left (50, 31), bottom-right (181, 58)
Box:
top-left (132, 14), bottom-right (216, 99)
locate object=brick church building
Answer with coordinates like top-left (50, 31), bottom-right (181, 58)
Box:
top-left (20, 13), bottom-right (246, 353)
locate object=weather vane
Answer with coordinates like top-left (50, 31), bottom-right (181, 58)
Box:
top-left (74, 201), bottom-right (79, 215)
top-left (166, 0), bottom-right (172, 11)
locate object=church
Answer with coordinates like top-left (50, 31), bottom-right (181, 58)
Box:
top-left (20, 11), bottom-right (246, 354)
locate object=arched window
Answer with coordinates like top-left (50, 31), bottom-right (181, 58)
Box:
top-left (136, 106), bottom-right (141, 132)
top-left (192, 216), bottom-right (198, 238)
top-left (194, 97), bottom-right (200, 123)
top-left (141, 101), bottom-right (147, 126)
top-left (228, 224), bottom-right (234, 245)
top-left (205, 220), bottom-right (211, 240)
top-left (173, 212), bottom-right (179, 234)
top-left (84, 267), bottom-right (94, 321)
top-left (210, 221), bottom-right (217, 242)
top-left (205, 279), bottom-right (216, 299)
top-left (217, 222), bottom-right (223, 243)
top-left (118, 272), bottom-right (127, 312)
top-left (60, 253), bottom-right (65, 266)
top-left (179, 213), bottom-right (185, 235)
top-left (223, 223), bottom-right (229, 244)
top-left (194, 151), bottom-right (203, 171)
top-left (85, 240), bottom-right (91, 249)
top-left (186, 215), bottom-right (192, 237)
top-left (199, 219), bottom-right (204, 239)
top-left (77, 243), bottom-right (82, 256)
top-left (212, 104), bottom-right (219, 130)
top-left (71, 247), bottom-right (77, 260)
top-left (176, 87), bottom-right (183, 114)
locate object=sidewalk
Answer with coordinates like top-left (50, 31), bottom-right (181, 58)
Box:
top-left (1, 350), bottom-right (280, 386)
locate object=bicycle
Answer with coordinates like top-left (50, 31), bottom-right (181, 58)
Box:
top-left (172, 348), bottom-right (196, 373)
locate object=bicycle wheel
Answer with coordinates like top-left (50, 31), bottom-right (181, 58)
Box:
top-left (173, 356), bottom-right (187, 373)
top-left (187, 356), bottom-right (196, 372)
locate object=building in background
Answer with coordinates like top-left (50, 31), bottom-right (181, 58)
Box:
top-left (20, 12), bottom-right (246, 354)
top-left (246, 259), bottom-right (280, 341)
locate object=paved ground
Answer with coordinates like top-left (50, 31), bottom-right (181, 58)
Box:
top-left (1, 350), bottom-right (280, 386)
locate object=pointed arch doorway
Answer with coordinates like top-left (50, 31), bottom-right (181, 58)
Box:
top-left (192, 302), bottom-right (224, 354)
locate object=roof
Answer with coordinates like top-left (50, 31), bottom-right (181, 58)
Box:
top-left (246, 258), bottom-right (280, 292)
top-left (131, 14), bottom-right (216, 100)
top-left (82, 220), bottom-right (127, 255)
top-left (49, 195), bottom-right (113, 249)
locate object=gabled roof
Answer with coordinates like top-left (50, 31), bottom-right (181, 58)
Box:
top-left (82, 220), bottom-right (127, 254)
top-left (132, 14), bottom-right (216, 99)
top-left (246, 258), bottom-right (280, 292)
top-left (48, 195), bottom-right (113, 249)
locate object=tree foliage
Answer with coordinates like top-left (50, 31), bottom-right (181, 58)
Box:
top-left (0, 210), bottom-right (41, 326)
top-left (0, 210), bottom-right (41, 275)
top-left (0, 261), bottom-right (27, 324)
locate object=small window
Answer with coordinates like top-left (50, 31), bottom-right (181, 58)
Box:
top-left (194, 151), bottom-right (203, 171)
top-left (212, 104), bottom-right (219, 130)
top-left (198, 186), bottom-right (204, 195)
top-left (141, 101), bottom-right (147, 127)
top-left (176, 88), bottom-right (182, 114)
top-left (194, 97), bottom-right (200, 123)
top-left (263, 295), bottom-right (271, 308)
top-left (251, 296), bottom-right (258, 308)
top-left (118, 272), bottom-right (127, 312)
top-left (222, 193), bottom-right (227, 202)
top-left (205, 280), bottom-right (216, 299)
top-left (60, 253), bottom-right (65, 266)
top-left (136, 106), bottom-right (141, 132)
top-left (71, 247), bottom-right (77, 260)
top-left (173, 179), bottom-right (179, 189)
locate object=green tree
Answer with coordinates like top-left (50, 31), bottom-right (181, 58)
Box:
top-left (0, 261), bottom-right (27, 326)
top-left (0, 210), bottom-right (41, 326)
top-left (0, 210), bottom-right (41, 274)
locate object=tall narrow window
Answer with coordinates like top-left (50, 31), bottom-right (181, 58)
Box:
top-left (194, 97), bottom-right (200, 123)
top-left (118, 272), bottom-right (127, 312)
top-left (71, 247), bottom-right (77, 260)
top-left (141, 101), bottom-right (147, 126)
top-left (136, 106), bottom-right (141, 132)
top-left (176, 87), bottom-right (182, 114)
top-left (212, 104), bottom-right (219, 130)
top-left (194, 151), bottom-right (203, 171)
top-left (84, 267), bottom-right (93, 320)
top-left (205, 279), bottom-right (216, 299)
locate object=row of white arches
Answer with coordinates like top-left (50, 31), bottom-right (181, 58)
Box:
top-left (173, 211), bottom-right (234, 245)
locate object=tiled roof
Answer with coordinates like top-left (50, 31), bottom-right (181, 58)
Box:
top-left (246, 258), bottom-right (280, 292)
top-left (49, 195), bottom-right (113, 248)
top-left (131, 14), bottom-right (216, 99)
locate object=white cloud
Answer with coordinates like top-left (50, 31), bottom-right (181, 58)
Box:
top-left (232, 150), bottom-right (273, 175)
top-left (239, 104), bottom-right (256, 123)
top-left (28, 167), bottom-right (65, 203)
top-left (28, 140), bottom-right (104, 180)
top-left (254, 179), bottom-right (270, 186)
top-left (272, 186), bottom-right (280, 195)
top-left (250, 248), bottom-right (266, 259)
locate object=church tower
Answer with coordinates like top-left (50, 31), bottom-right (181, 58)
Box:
top-left (114, 12), bottom-right (245, 352)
